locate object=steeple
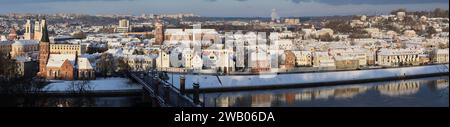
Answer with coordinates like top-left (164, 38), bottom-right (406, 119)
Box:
top-left (40, 18), bottom-right (50, 42)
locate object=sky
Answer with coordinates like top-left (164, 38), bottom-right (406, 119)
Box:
top-left (0, 0), bottom-right (448, 17)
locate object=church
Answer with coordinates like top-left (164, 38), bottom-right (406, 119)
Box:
top-left (38, 19), bottom-right (95, 80)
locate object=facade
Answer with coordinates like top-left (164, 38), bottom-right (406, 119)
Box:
top-left (50, 43), bottom-right (86, 55)
top-left (34, 20), bottom-right (43, 41)
top-left (116, 19), bottom-right (130, 33)
top-left (281, 50), bottom-right (296, 69)
top-left (15, 56), bottom-right (38, 78)
top-left (125, 55), bottom-right (154, 72)
top-left (377, 48), bottom-right (423, 67)
top-left (277, 39), bottom-right (294, 50)
top-left (156, 50), bottom-right (170, 68)
top-left (284, 18), bottom-right (300, 25)
top-left (45, 54), bottom-right (76, 80)
top-left (10, 40), bottom-right (39, 59)
top-left (164, 29), bottom-right (219, 43)
top-left (24, 19), bottom-right (34, 40)
top-left (293, 51), bottom-right (312, 67)
top-left (250, 52), bottom-right (271, 73)
top-left (154, 19), bottom-right (165, 45)
top-left (334, 56), bottom-right (360, 70)
top-left (432, 48), bottom-right (449, 64)
top-left (202, 49), bottom-right (234, 73)
top-left (77, 57), bottom-right (95, 80)
top-left (191, 55), bottom-right (203, 70)
top-left (313, 52), bottom-right (336, 68)
top-left (329, 48), bottom-right (368, 67)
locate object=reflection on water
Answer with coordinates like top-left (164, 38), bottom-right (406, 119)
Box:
top-left (203, 76), bottom-right (449, 107)
top-left (1, 76), bottom-right (448, 107)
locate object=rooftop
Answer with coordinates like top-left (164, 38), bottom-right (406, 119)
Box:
top-left (12, 40), bottom-right (39, 46)
top-left (47, 54), bottom-right (76, 68)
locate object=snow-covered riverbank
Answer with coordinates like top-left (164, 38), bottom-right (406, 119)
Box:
top-left (166, 64), bottom-right (449, 90)
top-left (43, 77), bottom-right (142, 92)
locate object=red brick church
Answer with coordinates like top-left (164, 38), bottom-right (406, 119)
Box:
top-left (38, 19), bottom-right (95, 80)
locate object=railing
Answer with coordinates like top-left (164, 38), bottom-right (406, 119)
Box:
top-left (129, 72), bottom-right (202, 107)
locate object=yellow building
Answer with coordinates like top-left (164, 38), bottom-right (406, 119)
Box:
top-left (50, 43), bottom-right (86, 56)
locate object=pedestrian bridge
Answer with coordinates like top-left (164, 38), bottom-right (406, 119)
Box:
top-left (128, 72), bottom-right (202, 107)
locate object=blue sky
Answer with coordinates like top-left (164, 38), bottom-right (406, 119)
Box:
top-left (0, 0), bottom-right (448, 17)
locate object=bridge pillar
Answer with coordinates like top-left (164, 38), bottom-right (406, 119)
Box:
top-left (193, 82), bottom-right (200, 105)
top-left (180, 75), bottom-right (186, 95)
top-left (164, 83), bottom-right (171, 103)
top-left (154, 76), bottom-right (160, 95)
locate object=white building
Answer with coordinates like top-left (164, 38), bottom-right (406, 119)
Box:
top-left (10, 40), bottom-right (39, 59)
top-left (377, 48), bottom-right (424, 67)
top-left (202, 49), bottom-right (234, 72)
top-left (432, 48), bottom-right (449, 64)
top-left (313, 52), bottom-right (335, 68)
top-left (124, 55), bottom-right (154, 72)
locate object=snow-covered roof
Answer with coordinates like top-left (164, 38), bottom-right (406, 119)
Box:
top-left (15, 56), bottom-right (32, 62)
top-left (165, 29), bottom-right (218, 35)
top-left (125, 55), bottom-right (154, 61)
top-left (106, 48), bottom-right (124, 56)
top-left (378, 48), bottom-right (423, 56)
top-left (12, 40), bottom-right (39, 46)
top-left (0, 41), bottom-right (12, 45)
top-left (78, 57), bottom-right (93, 70)
top-left (292, 51), bottom-right (312, 56)
top-left (47, 54), bottom-right (76, 68)
top-left (334, 56), bottom-right (358, 61)
top-left (435, 48), bottom-right (449, 54)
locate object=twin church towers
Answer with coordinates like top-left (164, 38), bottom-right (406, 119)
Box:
top-left (23, 18), bottom-right (47, 41)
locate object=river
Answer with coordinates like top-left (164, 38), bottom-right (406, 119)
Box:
top-left (0, 76), bottom-right (448, 107)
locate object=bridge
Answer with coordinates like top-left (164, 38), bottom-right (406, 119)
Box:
top-left (128, 71), bottom-right (203, 107)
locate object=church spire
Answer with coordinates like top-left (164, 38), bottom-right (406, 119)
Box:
top-left (40, 18), bottom-right (50, 42)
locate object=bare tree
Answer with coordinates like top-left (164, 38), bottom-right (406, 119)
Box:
top-left (98, 53), bottom-right (114, 77)
top-left (0, 52), bottom-right (18, 81)
top-left (67, 80), bottom-right (93, 94)
top-left (116, 56), bottom-right (130, 74)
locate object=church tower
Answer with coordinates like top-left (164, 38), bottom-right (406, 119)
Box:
top-left (24, 19), bottom-right (34, 40)
top-left (34, 19), bottom-right (42, 41)
top-left (38, 18), bottom-right (50, 77)
top-left (154, 16), bottom-right (165, 45)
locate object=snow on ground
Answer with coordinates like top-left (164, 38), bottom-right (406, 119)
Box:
top-left (44, 77), bottom-right (142, 92)
top-left (167, 64), bottom-right (449, 89)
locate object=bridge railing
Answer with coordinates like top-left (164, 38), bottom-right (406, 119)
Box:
top-left (131, 72), bottom-right (202, 107)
